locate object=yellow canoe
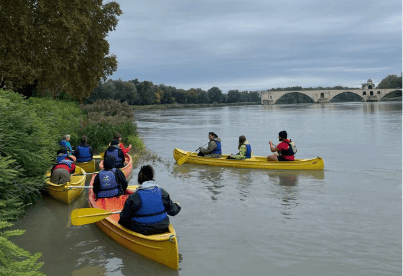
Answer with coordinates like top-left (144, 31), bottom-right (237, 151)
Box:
top-left (45, 166), bottom-right (86, 203)
top-left (99, 154), bottom-right (133, 180)
top-left (75, 159), bottom-right (96, 173)
top-left (88, 177), bottom-right (179, 270)
top-left (173, 148), bottom-right (324, 170)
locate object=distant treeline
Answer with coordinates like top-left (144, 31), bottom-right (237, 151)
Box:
top-left (85, 79), bottom-right (261, 105)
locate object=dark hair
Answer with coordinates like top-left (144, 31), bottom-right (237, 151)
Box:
top-left (81, 135), bottom-right (88, 144)
top-left (57, 149), bottom-right (67, 155)
top-left (238, 135), bottom-right (246, 150)
top-left (279, 130), bottom-right (287, 139)
top-left (111, 139), bottom-right (119, 146)
top-left (104, 155), bottom-right (116, 170)
top-left (114, 133), bottom-right (122, 140)
top-left (209, 132), bottom-right (218, 138)
top-left (138, 165), bottom-right (154, 184)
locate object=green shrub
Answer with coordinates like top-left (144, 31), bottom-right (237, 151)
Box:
top-left (0, 221), bottom-right (44, 275)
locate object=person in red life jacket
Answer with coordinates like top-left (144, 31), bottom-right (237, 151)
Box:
top-left (93, 155), bottom-right (128, 200)
top-left (113, 132), bottom-right (132, 157)
top-left (118, 165), bottom-right (181, 235)
top-left (197, 132), bottom-right (222, 158)
top-left (73, 135), bottom-right (93, 162)
top-left (104, 139), bottom-right (125, 168)
top-left (50, 149), bottom-right (77, 184)
top-left (227, 135), bottom-right (252, 159)
top-left (267, 130), bottom-right (295, 161)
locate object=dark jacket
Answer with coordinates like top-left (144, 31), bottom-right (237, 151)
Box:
top-left (93, 155), bottom-right (128, 198)
top-left (118, 181), bottom-right (181, 235)
top-left (104, 145), bottom-right (125, 168)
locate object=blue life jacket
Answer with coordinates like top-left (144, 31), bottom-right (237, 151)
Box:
top-left (212, 141), bottom-right (222, 154)
top-left (131, 187), bottom-right (167, 225)
top-left (105, 148), bottom-right (123, 167)
top-left (59, 140), bottom-right (72, 153)
top-left (97, 168), bottom-right (120, 198)
top-left (56, 154), bottom-right (73, 169)
top-left (76, 145), bottom-right (91, 162)
top-left (245, 144), bottom-right (252, 158)
top-left (56, 154), bottom-right (69, 163)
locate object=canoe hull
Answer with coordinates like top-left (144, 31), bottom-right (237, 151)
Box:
top-left (46, 166), bottom-right (86, 204)
top-left (75, 159), bottom-right (96, 173)
top-left (173, 148), bottom-right (324, 170)
top-left (88, 176), bottom-right (179, 270)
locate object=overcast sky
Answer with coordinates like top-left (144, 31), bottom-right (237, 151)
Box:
top-left (106, 0), bottom-right (402, 92)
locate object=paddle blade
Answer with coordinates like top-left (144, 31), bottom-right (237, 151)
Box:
top-left (71, 208), bottom-right (115, 226)
top-left (127, 185), bottom-right (139, 190)
top-left (93, 155), bottom-right (102, 159)
top-left (177, 152), bottom-right (192, 165)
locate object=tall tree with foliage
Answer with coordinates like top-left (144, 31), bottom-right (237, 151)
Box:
top-left (377, 74), bottom-right (402, 89)
top-left (207, 87), bottom-right (224, 103)
top-left (0, 0), bottom-right (122, 100)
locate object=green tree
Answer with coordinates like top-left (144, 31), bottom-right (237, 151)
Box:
top-left (207, 87), bottom-right (223, 103)
top-left (113, 79), bottom-right (139, 104)
top-left (130, 79), bottom-right (155, 105)
top-left (377, 74), bottom-right (402, 89)
top-left (0, 0), bottom-right (122, 101)
top-left (227, 90), bottom-right (241, 103)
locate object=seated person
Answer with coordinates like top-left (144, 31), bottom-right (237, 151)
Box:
top-left (50, 149), bottom-right (77, 184)
top-left (197, 132), bottom-right (222, 158)
top-left (59, 134), bottom-right (73, 155)
top-left (227, 135), bottom-right (252, 159)
top-left (267, 130), bottom-right (295, 161)
top-left (104, 139), bottom-right (125, 168)
top-left (74, 135), bottom-right (93, 162)
top-left (93, 155), bottom-right (128, 199)
top-left (118, 165), bottom-right (181, 235)
top-left (114, 132), bottom-right (132, 157)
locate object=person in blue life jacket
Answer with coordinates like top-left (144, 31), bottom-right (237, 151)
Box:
top-left (93, 155), bottom-right (128, 199)
top-left (118, 165), bottom-right (181, 235)
top-left (104, 139), bottom-right (125, 168)
top-left (73, 135), bottom-right (93, 162)
top-left (227, 135), bottom-right (252, 160)
top-left (50, 149), bottom-right (77, 184)
top-left (197, 132), bottom-right (222, 158)
top-left (59, 134), bottom-right (74, 155)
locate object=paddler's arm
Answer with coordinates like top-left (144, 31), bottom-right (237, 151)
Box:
top-left (269, 141), bottom-right (278, 153)
top-left (118, 193), bottom-right (141, 228)
top-left (232, 145), bottom-right (247, 160)
top-left (161, 188), bottom-right (181, 216)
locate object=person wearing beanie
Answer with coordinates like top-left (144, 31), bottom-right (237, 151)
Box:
top-left (267, 130), bottom-right (295, 161)
top-left (118, 165), bottom-right (181, 235)
top-left (93, 155), bottom-right (128, 199)
top-left (197, 132), bottom-right (222, 158)
top-left (104, 139), bottom-right (126, 168)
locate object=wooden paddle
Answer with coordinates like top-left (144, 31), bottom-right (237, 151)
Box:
top-left (177, 141), bottom-right (209, 165)
top-left (71, 208), bottom-right (121, 226)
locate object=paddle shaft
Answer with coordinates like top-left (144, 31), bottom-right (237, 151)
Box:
top-left (46, 171), bottom-right (99, 178)
top-left (65, 185), bottom-right (139, 190)
top-left (177, 141), bottom-right (209, 165)
top-left (71, 208), bottom-right (122, 226)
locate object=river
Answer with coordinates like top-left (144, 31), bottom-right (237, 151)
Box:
top-left (11, 102), bottom-right (402, 276)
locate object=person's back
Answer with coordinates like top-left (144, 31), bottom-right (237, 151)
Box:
top-left (104, 139), bottom-right (125, 168)
top-left (118, 165), bottom-right (181, 235)
top-left (93, 155), bottom-right (127, 199)
top-left (51, 150), bottom-right (76, 184)
top-left (74, 135), bottom-right (93, 162)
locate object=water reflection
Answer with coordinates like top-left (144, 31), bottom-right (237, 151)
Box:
top-left (268, 170), bottom-right (325, 219)
top-left (199, 167), bottom-right (225, 201)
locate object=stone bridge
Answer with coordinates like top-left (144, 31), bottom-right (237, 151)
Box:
top-left (260, 88), bottom-right (401, 105)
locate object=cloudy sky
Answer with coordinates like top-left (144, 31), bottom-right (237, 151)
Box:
top-left (106, 0), bottom-right (402, 92)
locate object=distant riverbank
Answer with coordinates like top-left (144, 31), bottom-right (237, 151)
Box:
top-left (132, 102), bottom-right (260, 110)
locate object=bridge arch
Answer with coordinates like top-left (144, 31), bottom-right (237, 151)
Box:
top-left (275, 92), bottom-right (315, 104)
top-left (329, 91), bottom-right (364, 102)
top-left (379, 89), bottom-right (402, 101)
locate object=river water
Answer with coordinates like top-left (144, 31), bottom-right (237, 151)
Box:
top-left (11, 102), bottom-right (401, 276)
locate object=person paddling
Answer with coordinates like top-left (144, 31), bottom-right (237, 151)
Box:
top-left (118, 165), bottom-right (181, 235)
top-left (197, 132), bottom-right (222, 158)
top-left (267, 130), bottom-right (295, 161)
top-left (50, 149), bottom-right (77, 184)
top-left (114, 132), bottom-right (132, 157)
top-left (93, 155), bottom-right (128, 199)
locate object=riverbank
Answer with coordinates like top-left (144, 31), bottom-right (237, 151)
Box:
top-left (132, 102), bottom-right (260, 110)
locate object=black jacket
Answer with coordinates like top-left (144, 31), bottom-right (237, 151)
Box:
top-left (104, 145), bottom-right (125, 168)
top-left (93, 168), bottom-right (128, 198)
top-left (118, 184), bottom-right (181, 235)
